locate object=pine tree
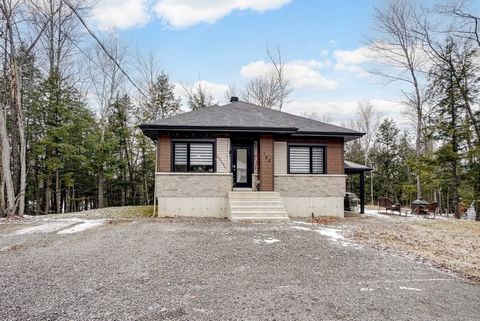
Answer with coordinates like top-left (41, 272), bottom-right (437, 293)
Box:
top-left (144, 72), bottom-right (181, 120)
top-left (427, 39), bottom-right (474, 218)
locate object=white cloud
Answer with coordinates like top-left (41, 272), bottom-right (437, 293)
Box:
top-left (240, 59), bottom-right (337, 91)
top-left (332, 47), bottom-right (375, 77)
top-left (333, 47), bottom-right (374, 65)
top-left (91, 0), bottom-right (151, 31)
top-left (153, 0), bottom-right (291, 28)
top-left (284, 99), bottom-right (408, 125)
top-left (174, 80), bottom-right (229, 107)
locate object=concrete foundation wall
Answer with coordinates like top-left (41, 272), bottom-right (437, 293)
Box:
top-left (155, 173), bottom-right (232, 217)
top-left (275, 175), bottom-right (346, 217)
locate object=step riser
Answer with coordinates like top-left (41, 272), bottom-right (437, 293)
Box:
top-left (230, 213), bottom-right (288, 218)
top-left (230, 204), bottom-right (285, 212)
top-left (228, 191), bottom-right (289, 222)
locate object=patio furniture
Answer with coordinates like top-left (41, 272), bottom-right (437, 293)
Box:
top-left (378, 197), bottom-right (401, 215)
top-left (412, 201), bottom-right (438, 218)
top-left (426, 202), bottom-right (438, 218)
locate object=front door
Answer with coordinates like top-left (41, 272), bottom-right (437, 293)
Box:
top-left (232, 144), bottom-right (253, 188)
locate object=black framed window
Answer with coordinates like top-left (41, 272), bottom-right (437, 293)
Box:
top-left (173, 142), bottom-right (214, 172)
top-left (288, 145), bottom-right (326, 174)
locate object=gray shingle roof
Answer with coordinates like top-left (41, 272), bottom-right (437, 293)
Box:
top-left (344, 160), bottom-right (373, 172)
top-left (140, 101), bottom-right (363, 139)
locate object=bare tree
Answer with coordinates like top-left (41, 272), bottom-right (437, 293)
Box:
top-left (0, 0), bottom-right (59, 216)
top-left (415, 8), bottom-right (480, 142)
top-left (301, 111), bottom-right (332, 123)
top-left (242, 46), bottom-right (292, 110)
top-left (223, 84), bottom-right (238, 103)
top-left (356, 101), bottom-right (381, 166)
top-left (87, 35), bottom-right (127, 208)
top-left (370, 0), bottom-right (426, 199)
top-left (439, 0), bottom-right (480, 47)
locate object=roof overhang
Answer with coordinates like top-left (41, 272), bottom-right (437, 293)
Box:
top-left (140, 125), bottom-right (364, 142)
top-left (291, 131), bottom-right (364, 142)
top-left (344, 160), bottom-right (373, 173)
top-left (139, 124), bottom-right (299, 140)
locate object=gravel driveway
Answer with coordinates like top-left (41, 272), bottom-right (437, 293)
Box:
top-left (1, 218), bottom-right (479, 321)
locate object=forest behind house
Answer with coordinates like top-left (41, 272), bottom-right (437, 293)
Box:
top-left (0, 0), bottom-right (479, 219)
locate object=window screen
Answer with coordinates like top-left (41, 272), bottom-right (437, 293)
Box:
top-left (174, 143), bottom-right (188, 172)
top-left (288, 145), bottom-right (325, 174)
top-left (311, 147), bottom-right (324, 174)
top-left (289, 147), bottom-right (310, 173)
top-left (173, 142), bottom-right (214, 172)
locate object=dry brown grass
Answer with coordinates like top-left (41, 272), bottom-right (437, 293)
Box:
top-left (310, 216), bottom-right (342, 225)
top-left (43, 206), bottom-right (154, 219)
top-left (351, 217), bottom-right (480, 282)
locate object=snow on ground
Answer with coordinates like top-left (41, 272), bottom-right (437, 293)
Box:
top-left (254, 238), bottom-right (281, 244)
top-left (290, 222), bottom-right (360, 248)
top-left (10, 218), bottom-right (104, 235)
top-left (13, 221), bottom-right (76, 235)
top-left (399, 286), bottom-right (422, 291)
top-left (57, 220), bottom-right (105, 234)
top-left (364, 208), bottom-right (448, 221)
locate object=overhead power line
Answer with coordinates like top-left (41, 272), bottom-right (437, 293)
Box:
top-left (28, 0), bottom-right (123, 90)
top-left (60, 0), bottom-right (150, 102)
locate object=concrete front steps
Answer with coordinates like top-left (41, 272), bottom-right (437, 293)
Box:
top-left (227, 191), bottom-right (289, 223)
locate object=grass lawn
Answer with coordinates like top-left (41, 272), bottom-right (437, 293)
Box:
top-left (42, 205), bottom-right (154, 219)
top-left (345, 215), bottom-right (480, 283)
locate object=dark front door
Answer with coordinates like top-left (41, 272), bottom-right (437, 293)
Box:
top-left (232, 144), bottom-right (253, 188)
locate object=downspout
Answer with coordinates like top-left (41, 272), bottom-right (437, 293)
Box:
top-left (152, 137), bottom-right (158, 217)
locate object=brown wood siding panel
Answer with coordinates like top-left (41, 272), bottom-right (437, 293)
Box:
top-left (327, 140), bottom-right (344, 174)
top-left (275, 136), bottom-right (344, 174)
top-left (157, 136), bottom-right (171, 172)
top-left (259, 135), bottom-right (274, 191)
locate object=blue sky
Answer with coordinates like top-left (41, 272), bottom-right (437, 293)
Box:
top-left (89, 0), bottom-right (414, 124)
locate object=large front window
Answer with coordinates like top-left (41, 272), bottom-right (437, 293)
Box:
top-left (173, 142), bottom-right (214, 172)
top-left (288, 145), bottom-right (326, 174)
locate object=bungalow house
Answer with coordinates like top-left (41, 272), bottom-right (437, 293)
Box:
top-left (140, 97), bottom-right (364, 222)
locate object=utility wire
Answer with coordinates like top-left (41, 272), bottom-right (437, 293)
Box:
top-left (60, 0), bottom-right (151, 102)
top-left (28, 1), bottom-right (123, 91)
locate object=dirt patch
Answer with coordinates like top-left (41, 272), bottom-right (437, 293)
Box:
top-left (0, 244), bottom-right (26, 253)
top-left (310, 216), bottom-right (342, 225)
top-left (348, 217), bottom-right (480, 283)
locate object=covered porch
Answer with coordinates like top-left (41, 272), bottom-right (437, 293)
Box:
top-left (344, 160), bottom-right (373, 214)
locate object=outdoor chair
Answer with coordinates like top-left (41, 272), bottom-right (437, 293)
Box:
top-left (426, 202), bottom-right (438, 218)
top-left (378, 197), bottom-right (401, 215)
top-left (414, 201), bottom-right (438, 219)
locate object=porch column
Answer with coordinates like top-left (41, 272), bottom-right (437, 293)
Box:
top-left (360, 171), bottom-right (365, 214)
top-left (259, 135), bottom-right (274, 191)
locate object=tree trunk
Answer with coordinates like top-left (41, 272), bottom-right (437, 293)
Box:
top-left (44, 177), bottom-right (51, 215)
top-left (0, 108), bottom-right (15, 216)
top-left (55, 169), bottom-right (61, 213)
top-left (98, 173), bottom-right (104, 208)
top-left (0, 142), bottom-right (4, 215)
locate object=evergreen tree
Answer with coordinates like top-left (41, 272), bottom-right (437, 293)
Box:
top-left (144, 72), bottom-right (181, 120)
top-left (426, 39), bottom-right (475, 218)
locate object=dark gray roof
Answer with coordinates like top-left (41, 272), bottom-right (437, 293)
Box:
top-left (140, 101), bottom-right (363, 141)
top-left (344, 160), bottom-right (373, 172)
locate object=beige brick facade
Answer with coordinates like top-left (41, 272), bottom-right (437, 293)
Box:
top-left (155, 173), bottom-right (232, 198)
top-left (274, 175), bottom-right (346, 197)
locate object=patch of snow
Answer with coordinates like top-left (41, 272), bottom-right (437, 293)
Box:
top-left (360, 288), bottom-right (374, 291)
top-left (57, 220), bottom-right (104, 234)
top-left (290, 226), bottom-right (312, 231)
top-left (254, 238), bottom-right (281, 244)
top-left (13, 221), bottom-right (75, 235)
top-left (399, 286), bottom-right (422, 291)
top-left (316, 227), bottom-right (345, 241)
top-left (291, 223), bottom-right (361, 248)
